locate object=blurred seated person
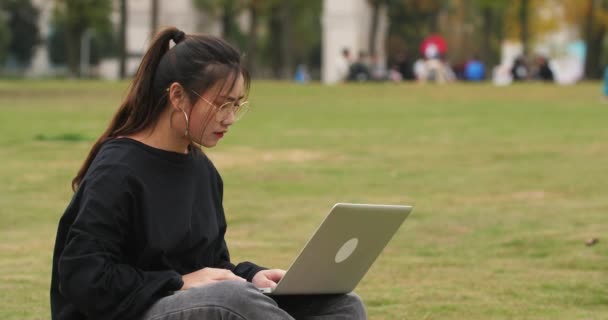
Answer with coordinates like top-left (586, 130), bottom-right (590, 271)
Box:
top-left (424, 55), bottom-right (455, 84)
top-left (535, 56), bottom-right (554, 82)
top-left (388, 64), bottom-right (403, 82)
top-left (347, 51), bottom-right (371, 82)
top-left (370, 54), bottom-right (387, 81)
top-left (413, 58), bottom-right (427, 82)
top-left (395, 52), bottom-right (415, 80)
top-left (337, 48), bottom-right (352, 82)
top-left (511, 56), bottom-right (529, 81)
top-left (464, 55), bottom-right (485, 81)
top-left (294, 64), bottom-right (311, 83)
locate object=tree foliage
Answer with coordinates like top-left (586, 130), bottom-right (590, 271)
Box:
top-left (192, 0), bottom-right (321, 79)
top-left (49, 0), bottom-right (114, 76)
top-left (1, 0), bottom-right (40, 66)
top-left (563, 0), bottom-right (608, 78)
top-left (193, 0), bottom-right (247, 47)
top-left (0, 12), bottom-right (10, 64)
top-left (384, 0), bottom-right (446, 60)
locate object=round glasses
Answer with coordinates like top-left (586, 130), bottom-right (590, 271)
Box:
top-left (190, 90), bottom-right (250, 122)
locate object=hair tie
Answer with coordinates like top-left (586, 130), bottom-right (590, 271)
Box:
top-left (173, 30), bottom-right (186, 44)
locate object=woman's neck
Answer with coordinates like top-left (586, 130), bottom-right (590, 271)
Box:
top-left (127, 108), bottom-right (190, 154)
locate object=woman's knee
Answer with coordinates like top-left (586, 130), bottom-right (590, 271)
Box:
top-left (338, 293), bottom-right (367, 319)
top-left (333, 292), bottom-right (367, 319)
top-left (187, 280), bottom-right (262, 305)
top-left (144, 281), bottom-right (273, 319)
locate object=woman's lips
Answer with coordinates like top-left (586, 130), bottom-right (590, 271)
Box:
top-left (214, 132), bottom-right (225, 139)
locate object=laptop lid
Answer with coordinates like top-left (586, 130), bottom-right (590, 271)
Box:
top-left (266, 203), bottom-right (413, 295)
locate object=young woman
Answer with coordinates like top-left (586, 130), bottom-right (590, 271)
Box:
top-left (50, 27), bottom-right (366, 320)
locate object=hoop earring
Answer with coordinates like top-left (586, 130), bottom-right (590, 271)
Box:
top-left (180, 108), bottom-right (190, 137)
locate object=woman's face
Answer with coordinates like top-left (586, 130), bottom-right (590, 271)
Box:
top-left (186, 74), bottom-right (246, 148)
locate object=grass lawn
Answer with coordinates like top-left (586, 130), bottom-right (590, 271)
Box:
top-left (0, 80), bottom-right (607, 319)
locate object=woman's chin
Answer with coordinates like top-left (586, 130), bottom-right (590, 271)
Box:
top-left (199, 140), bottom-right (217, 148)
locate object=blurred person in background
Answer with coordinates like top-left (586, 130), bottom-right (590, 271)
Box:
top-left (369, 54), bottom-right (387, 81)
top-left (464, 55), bottom-right (486, 81)
top-left (50, 27), bottom-right (366, 320)
top-left (534, 55), bottom-right (554, 82)
top-left (294, 63), bottom-right (311, 83)
top-left (395, 51), bottom-right (415, 80)
top-left (336, 48), bottom-right (353, 83)
top-left (347, 51), bottom-right (371, 82)
top-left (422, 54), bottom-right (455, 84)
top-left (388, 64), bottom-right (403, 82)
top-left (511, 55), bottom-right (529, 81)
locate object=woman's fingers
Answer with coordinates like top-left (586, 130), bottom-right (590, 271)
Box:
top-left (216, 269), bottom-right (246, 281)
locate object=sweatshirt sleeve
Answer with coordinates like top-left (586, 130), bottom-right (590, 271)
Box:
top-left (211, 164), bottom-right (267, 281)
top-left (215, 237), bottom-right (267, 282)
top-left (57, 165), bottom-right (183, 320)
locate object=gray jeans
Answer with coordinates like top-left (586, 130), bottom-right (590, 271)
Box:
top-left (141, 280), bottom-right (366, 320)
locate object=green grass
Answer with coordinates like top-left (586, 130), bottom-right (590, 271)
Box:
top-left (1, 80), bottom-right (607, 319)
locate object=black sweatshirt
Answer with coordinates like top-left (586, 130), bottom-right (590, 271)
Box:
top-left (50, 138), bottom-right (266, 320)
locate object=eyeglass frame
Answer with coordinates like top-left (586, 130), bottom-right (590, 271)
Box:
top-left (188, 89), bottom-right (250, 122)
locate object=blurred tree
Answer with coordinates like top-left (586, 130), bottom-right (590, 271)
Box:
top-left (244, 0), bottom-right (273, 76)
top-left (192, 0), bottom-right (321, 79)
top-left (470, 0), bottom-right (508, 67)
top-left (0, 12), bottom-right (11, 65)
top-left (48, 15), bottom-right (67, 66)
top-left (50, 0), bottom-right (114, 76)
top-left (368, 0), bottom-right (385, 57)
top-left (1, 0), bottom-right (40, 66)
top-left (519, 0), bottom-right (530, 55)
top-left (263, 0), bottom-right (321, 79)
top-left (245, 1), bottom-right (258, 74)
top-left (193, 0), bottom-right (246, 46)
top-left (563, 0), bottom-right (608, 79)
top-left (118, 0), bottom-right (126, 79)
top-left (385, 0), bottom-right (445, 61)
top-left (503, 0), bottom-right (562, 54)
top-left (288, 0), bottom-right (322, 75)
top-left (266, 1), bottom-right (290, 78)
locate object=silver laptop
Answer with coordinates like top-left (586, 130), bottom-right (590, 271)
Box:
top-left (260, 203), bottom-right (413, 295)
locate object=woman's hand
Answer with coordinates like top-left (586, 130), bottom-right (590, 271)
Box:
top-left (251, 269), bottom-right (286, 289)
top-left (181, 267), bottom-right (245, 290)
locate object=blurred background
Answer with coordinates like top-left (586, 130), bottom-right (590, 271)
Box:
top-left (0, 0), bottom-right (607, 85)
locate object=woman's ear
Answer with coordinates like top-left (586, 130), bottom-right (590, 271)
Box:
top-left (168, 82), bottom-right (188, 112)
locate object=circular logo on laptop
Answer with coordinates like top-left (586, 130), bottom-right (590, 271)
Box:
top-left (335, 238), bottom-right (359, 263)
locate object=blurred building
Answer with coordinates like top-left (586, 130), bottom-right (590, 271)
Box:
top-left (321, 0), bottom-right (388, 84)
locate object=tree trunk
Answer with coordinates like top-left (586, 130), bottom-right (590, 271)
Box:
top-left (583, 0), bottom-right (605, 79)
top-left (222, 12), bottom-right (231, 41)
top-left (585, 25), bottom-right (606, 79)
top-left (480, 7), bottom-right (491, 62)
top-left (119, 0), bottom-right (127, 79)
top-left (246, 3), bottom-right (258, 76)
top-left (269, 2), bottom-right (292, 79)
top-left (221, 1), bottom-right (237, 43)
top-left (369, 1), bottom-right (380, 56)
top-left (279, 1), bottom-right (292, 79)
top-left (519, 0), bottom-right (529, 56)
top-left (269, 5), bottom-right (281, 79)
top-left (66, 27), bottom-right (82, 77)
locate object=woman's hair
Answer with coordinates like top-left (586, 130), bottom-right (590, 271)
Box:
top-left (72, 26), bottom-right (250, 191)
